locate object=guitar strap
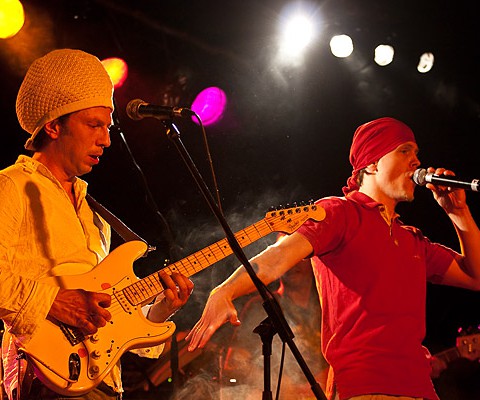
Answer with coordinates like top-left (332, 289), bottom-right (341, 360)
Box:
top-left (86, 194), bottom-right (154, 254)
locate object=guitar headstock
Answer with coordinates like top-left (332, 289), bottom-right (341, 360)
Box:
top-left (456, 331), bottom-right (480, 361)
top-left (264, 203), bottom-right (326, 234)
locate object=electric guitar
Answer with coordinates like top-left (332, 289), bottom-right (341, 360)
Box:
top-left (18, 204), bottom-right (325, 395)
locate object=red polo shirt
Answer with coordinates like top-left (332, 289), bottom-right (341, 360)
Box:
top-left (298, 191), bottom-right (457, 400)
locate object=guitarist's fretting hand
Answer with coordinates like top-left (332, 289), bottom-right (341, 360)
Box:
top-left (48, 288), bottom-right (112, 335)
top-left (146, 271), bottom-right (194, 323)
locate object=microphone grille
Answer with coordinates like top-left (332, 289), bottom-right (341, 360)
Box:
top-left (412, 168), bottom-right (427, 186)
top-left (126, 99), bottom-right (145, 120)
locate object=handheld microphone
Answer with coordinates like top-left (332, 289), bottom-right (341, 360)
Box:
top-left (126, 99), bottom-right (194, 121)
top-left (412, 168), bottom-right (480, 192)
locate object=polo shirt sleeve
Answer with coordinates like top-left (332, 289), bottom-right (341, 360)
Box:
top-left (404, 225), bottom-right (458, 283)
top-left (297, 197), bottom-right (349, 257)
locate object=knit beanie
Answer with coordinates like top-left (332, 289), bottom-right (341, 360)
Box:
top-left (342, 117), bottom-right (416, 195)
top-left (16, 49), bottom-right (114, 151)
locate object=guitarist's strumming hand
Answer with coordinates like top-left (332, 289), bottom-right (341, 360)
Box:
top-left (146, 271), bottom-right (194, 323)
top-left (48, 288), bottom-right (112, 335)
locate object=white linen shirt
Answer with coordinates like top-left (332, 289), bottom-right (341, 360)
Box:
top-left (0, 155), bottom-right (160, 398)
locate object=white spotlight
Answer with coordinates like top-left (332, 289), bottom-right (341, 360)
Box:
top-left (279, 13), bottom-right (316, 61)
top-left (417, 52), bottom-right (434, 73)
top-left (329, 34), bottom-right (354, 58)
top-left (374, 45), bottom-right (394, 66)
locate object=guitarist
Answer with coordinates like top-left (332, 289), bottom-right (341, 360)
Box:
top-left (0, 49), bottom-right (194, 399)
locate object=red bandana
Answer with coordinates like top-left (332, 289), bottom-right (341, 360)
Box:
top-left (343, 117), bottom-right (416, 195)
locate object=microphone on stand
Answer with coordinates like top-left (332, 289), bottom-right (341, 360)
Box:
top-left (126, 99), bottom-right (194, 121)
top-left (412, 168), bottom-right (480, 192)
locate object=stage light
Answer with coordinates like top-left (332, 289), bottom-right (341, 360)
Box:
top-left (275, 3), bottom-right (319, 66)
top-left (101, 57), bottom-right (128, 88)
top-left (374, 44), bottom-right (394, 66)
top-left (0, 0), bottom-right (25, 39)
top-left (280, 14), bottom-right (315, 58)
top-left (191, 87), bottom-right (227, 126)
top-left (329, 35), bottom-right (353, 58)
top-left (417, 52), bottom-right (434, 73)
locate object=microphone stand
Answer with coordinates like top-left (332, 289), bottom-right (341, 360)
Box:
top-left (253, 318), bottom-right (275, 400)
top-left (161, 120), bottom-right (326, 400)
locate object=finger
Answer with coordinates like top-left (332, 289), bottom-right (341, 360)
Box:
top-left (171, 273), bottom-right (194, 301)
top-left (95, 292), bottom-right (112, 308)
top-left (78, 316), bottom-right (98, 335)
top-left (229, 314), bottom-right (241, 326)
top-left (158, 270), bottom-right (177, 292)
top-left (187, 324), bottom-right (209, 351)
top-left (90, 293), bottom-right (112, 321)
top-left (162, 287), bottom-right (176, 303)
top-left (89, 312), bottom-right (108, 328)
top-left (94, 306), bottom-right (112, 323)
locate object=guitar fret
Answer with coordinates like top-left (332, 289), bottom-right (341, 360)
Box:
top-left (137, 279), bottom-right (156, 299)
top-left (169, 259), bottom-right (186, 275)
top-left (214, 242), bottom-right (231, 257)
top-left (144, 274), bottom-right (161, 290)
top-left (244, 224), bottom-right (264, 241)
top-left (122, 286), bottom-right (137, 305)
top-left (186, 253), bottom-right (202, 272)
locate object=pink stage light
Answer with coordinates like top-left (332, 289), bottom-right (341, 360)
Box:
top-left (191, 87), bottom-right (227, 126)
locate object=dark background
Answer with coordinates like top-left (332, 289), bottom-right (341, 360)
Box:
top-left (1, 1), bottom-right (480, 398)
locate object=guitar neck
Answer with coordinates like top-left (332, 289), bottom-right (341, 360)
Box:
top-left (434, 347), bottom-right (461, 364)
top-left (123, 218), bottom-right (274, 305)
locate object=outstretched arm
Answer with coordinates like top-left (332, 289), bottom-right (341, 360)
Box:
top-left (186, 232), bottom-right (313, 351)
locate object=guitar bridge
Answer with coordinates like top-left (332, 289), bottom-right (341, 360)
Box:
top-left (60, 324), bottom-right (85, 346)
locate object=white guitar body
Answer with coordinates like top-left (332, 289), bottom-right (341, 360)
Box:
top-left (19, 241), bottom-right (174, 396)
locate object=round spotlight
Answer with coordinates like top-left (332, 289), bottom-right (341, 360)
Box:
top-left (374, 45), bottom-right (394, 66)
top-left (0, 0), bottom-right (25, 39)
top-left (191, 87), bottom-right (227, 126)
top-left (101, 57), bottom-right (128, 88)
top-left (329, 35), bottom-right (354, 58)
top-left (417, 52), bottom-right (434, 73)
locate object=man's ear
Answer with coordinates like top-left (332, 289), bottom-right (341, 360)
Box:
top-left (365, 162), bottom-right (378, 174)
top-left (43, 119), bottom-right (62, 140)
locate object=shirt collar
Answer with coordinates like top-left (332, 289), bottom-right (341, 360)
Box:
top-left (15, 155), bottom-right (88, 195)
top-left (345, 190), bottom-right (400, 220)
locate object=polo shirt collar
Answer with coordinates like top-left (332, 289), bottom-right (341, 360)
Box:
top-left (345, 190), bottom-right (400, 221)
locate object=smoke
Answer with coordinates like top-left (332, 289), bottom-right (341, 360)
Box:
top-left (164, 185), bottom-right (309, 314)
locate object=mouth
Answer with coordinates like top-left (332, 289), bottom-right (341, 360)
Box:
top-left (88, 154), bottom-right (101, 164)
top-left (407, 171), bottom-right (417, 184)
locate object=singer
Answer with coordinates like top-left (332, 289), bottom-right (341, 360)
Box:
top-left (187, 117), bottom-right (480, 400)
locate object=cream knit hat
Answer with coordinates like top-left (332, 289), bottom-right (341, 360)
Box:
top-left (16, 49), bottom-right (114, 151)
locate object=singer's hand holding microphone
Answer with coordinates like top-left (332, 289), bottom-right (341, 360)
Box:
top-left (413, 167), bottom-right (479, 192)
top-left (413, 167), bottom-right (476, 213)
